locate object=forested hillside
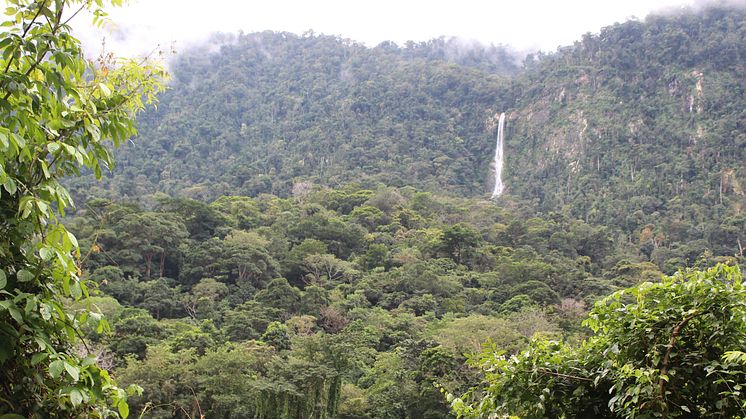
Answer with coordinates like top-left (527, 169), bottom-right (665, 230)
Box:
top-left (29, 2), bottom-right (746, 418)
top-left (509, 6), bottom-right (746, 265)
top-left (69, 6), bottom-right (746, 267)
top-left (73, 33), bottom-right (515, 199)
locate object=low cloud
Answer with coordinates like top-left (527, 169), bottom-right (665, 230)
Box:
top-left (72, 0), bottom-right (705, 62)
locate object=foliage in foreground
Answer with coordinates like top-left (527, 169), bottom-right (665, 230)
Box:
top-left (0, 0), bottom-right (165, 416)
top-left (449, 264), bottom-right (746, 418)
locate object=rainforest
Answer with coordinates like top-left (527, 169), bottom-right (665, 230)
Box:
top-left (0, 1), bottom-right (745, 418)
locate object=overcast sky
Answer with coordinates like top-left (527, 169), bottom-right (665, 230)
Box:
top-left (74, 0), bottom-right (705, 58)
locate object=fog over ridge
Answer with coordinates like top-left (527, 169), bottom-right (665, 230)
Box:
top-left (74, 0), bottom-right (730, 61)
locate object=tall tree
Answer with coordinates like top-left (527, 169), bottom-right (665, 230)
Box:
top-left (0, 1), bottom-right (165, 415)
top-left (116, 212), bottom-right (188, 279)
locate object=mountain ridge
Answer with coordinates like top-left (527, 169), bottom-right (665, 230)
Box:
top-left (68, 4), bottom-right (746, 262)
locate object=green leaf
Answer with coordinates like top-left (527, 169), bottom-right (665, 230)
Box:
top-left (34, 336), bottom-right (51, 352)
top-left (64, 362), bottom-right (79, 381)
top-left (39, 303), bottom-right (52, 320)
top-left (66, 231), bottom-right (79, 249)
top-left (98, 83), bottom-right (111, 97)
top-left (39, 247), bottom-right (53, 261)
top-left (70, 281), bottom-right (82, 300)
top-left (681, 405), bottom-right (691, 413)
top-left (118, 399), bottom-right (130, 418)
top-left (11, 133), bottom-right (25, 149)
top-left (69, 388), bottom-right (83, 406)
top-left (24, 297), bottom-right (37, 316)
top-left (31, 352), bottom-right (48, 365)
top-left (7, 306), bottom-right (22, 324)
top-left (0, 270), bottom-right (6, 290)
top-left (49, 360), bottom-right (64, 379)
top-left (16, 269), bottom-right (34, 283)
top-left (40, 160), bottom-right (51, 179)
top-left (2, 177), bottom-right (15, 195)
top-left (18, 195), bottom-right (34, 219)
top-left (36, 199), bottom-right (49, 214)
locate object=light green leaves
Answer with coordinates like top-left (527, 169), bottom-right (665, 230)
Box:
top-left (452, 264), bottom-right (746, 418)
top-left (3, 177), bottom-right (17, 195)
top-left (723, 351), bottom-right (746, 364)
top-left (49, 359), bottom-right (64, 379)
top-left (49, 358), bottom-right (80, 382)
top-left (16, 269), bottom-right (33, 283)
top-left (31, 352), bottom-right (48, 365)
top-left (0, 0), bottom-right (166, 415)
top-left (98, 82), bottom-right (111, 97)
top-left (117, 399), bottom-right (129, 418)
top-left (69, 388), bottom-right (83, 406)
top-left (64, 362), bottom-right (80, 381)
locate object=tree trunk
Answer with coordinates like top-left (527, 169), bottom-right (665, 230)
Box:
top-left (144, 253), bottom-right (153, 279)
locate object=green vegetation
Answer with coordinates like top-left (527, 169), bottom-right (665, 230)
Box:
top-left (0, 0), bottom-right (166, 416)
top-left (450, 264), bottom-right (746, 418)
top-left (64, 185), bottom-right (741, 417)
top-left (67, 188), bottom-right (614, 417)
top-left (1, 1), bottom-right (745, 418)
top-left (69, 7), bottom-right (746, 273)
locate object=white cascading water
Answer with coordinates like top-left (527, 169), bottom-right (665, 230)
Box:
top-left (491, 112), bottom-right (506, 198)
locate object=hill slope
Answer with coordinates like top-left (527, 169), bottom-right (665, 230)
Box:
top-left (81, 33), bottom-right (516, 198)
top-left (506, 6), bottom-right (746, 260)
top-left (69, 5), bottom-right (746, 264)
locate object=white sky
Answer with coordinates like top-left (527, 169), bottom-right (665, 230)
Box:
top-left (74, 0), bottom-right (701, 58)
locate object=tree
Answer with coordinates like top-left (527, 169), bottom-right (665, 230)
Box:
top-left (210, 195), bottom-right (261, 230)
top-left (261, 321), bottom-right (291, 350)
top-left (301, 253), bottom-right (359, 286)
top-left (116, 212), bottom-right (188, 279)
top-left (109, 308), bottom-right (163, 361)
top-left (223, 230), bottom-right (279, 287)
top-left (449, 264), bottom-right (746, 418)
top-left (254, 278), bottom-right (302, 316)
top-left (156, 196), bottom-right (228, 240)
top-left (364, 243), bottom-right (391, 270)
top-left (179, 237), bottom-right (230, 287)
top-left (0, 1), bottom-right (165, 415)
top-left (441, 223), bottom-right (481, 264)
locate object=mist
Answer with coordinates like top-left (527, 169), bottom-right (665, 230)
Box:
top-left (72, 0), bottom-right (707, 61)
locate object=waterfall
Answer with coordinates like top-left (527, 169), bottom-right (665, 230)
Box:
top-left (491, 112), bottom-right (506, 198)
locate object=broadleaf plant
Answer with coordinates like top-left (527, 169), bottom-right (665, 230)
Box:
top-left (0, 0), bottom-right (166, 416)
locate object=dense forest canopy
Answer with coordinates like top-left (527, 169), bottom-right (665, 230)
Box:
top-left (69, 6), bottom-right (746, 263)
top-left (65, 187), bottom-right (617, 417)
top-left (1, 1), bottom-right (745, 417)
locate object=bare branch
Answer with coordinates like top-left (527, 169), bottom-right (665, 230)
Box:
top-left (658, 311), bottom-right (702, 403)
